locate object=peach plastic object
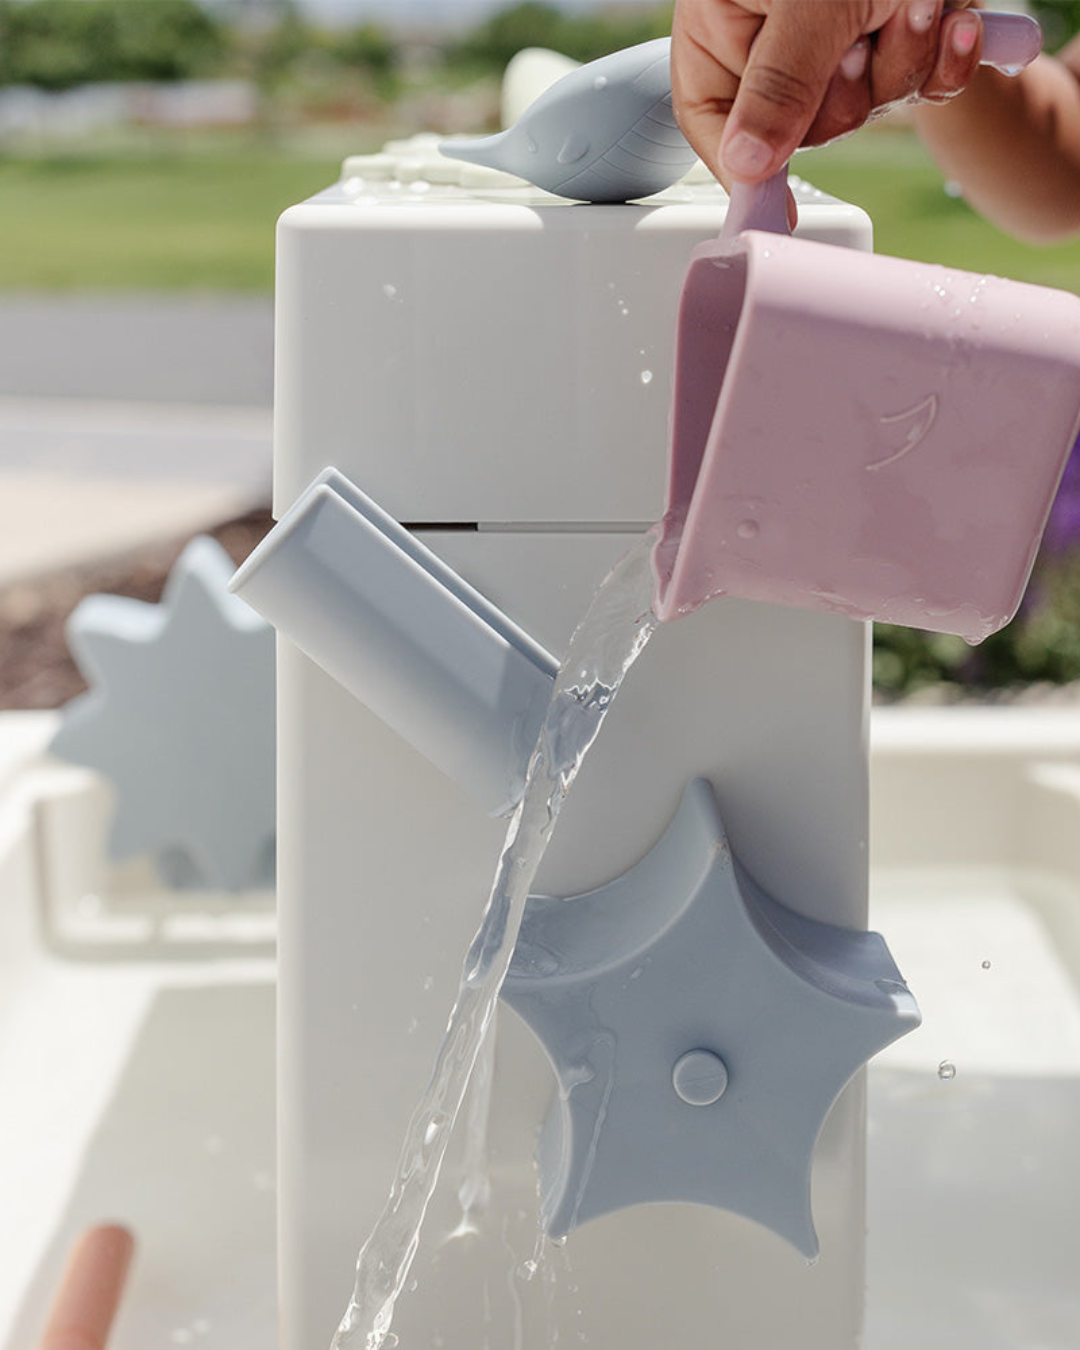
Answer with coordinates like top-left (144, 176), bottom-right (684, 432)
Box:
top-left (653, 165), bottom-right (1080, 640)
top-left (36, 1225), bottom-right (135, 1350)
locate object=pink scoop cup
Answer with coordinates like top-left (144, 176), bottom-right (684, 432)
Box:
top-left (653, 13), bottom-right (1078, 643)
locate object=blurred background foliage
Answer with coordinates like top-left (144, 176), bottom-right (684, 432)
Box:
top-left (0, 0), bottom-right (228, 88)
top-left (0, 0), bottom-right (674, 97)
top-left (447, 0), bottom-right (670, 69)
top-left (3, 0), bottom-right (1080, 700)
top-left (1029, 0), bottom-right (1080, 50)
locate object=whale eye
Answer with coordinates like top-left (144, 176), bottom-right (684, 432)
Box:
top-left (557, 132), bottom-right (591, 165)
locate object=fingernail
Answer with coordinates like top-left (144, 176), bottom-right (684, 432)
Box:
top-left (841, 39), bottom-right (870, 80)
top-left (722, 129), bottom-right (774, 180)
top-left (951, 13), bottom-right (979, 55)
top-left (908, 2), bottom-right (936, 34)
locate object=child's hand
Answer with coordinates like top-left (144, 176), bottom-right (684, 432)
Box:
top-left (672, 0), bottom-right (986, 186)
top-left (36, 1226), bottom-right (135, 1350)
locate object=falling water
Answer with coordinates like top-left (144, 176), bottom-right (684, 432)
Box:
top-left (331, 529), bottom-right (661, 1350)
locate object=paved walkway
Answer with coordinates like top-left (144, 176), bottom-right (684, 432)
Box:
top-left (0, 296), bottom-right (274, 584)
top-left (0, 295), bottom-right (272, 406)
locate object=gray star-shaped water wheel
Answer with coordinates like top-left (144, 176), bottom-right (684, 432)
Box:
top-left (502, 778), bottom-right (920, 1257)
top-left (50, 536), bottom-right (275, 893)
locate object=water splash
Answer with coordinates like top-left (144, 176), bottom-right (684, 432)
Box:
top-left (331, 530), bottom-right (660, 1350)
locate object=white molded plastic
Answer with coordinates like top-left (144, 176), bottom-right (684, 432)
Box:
top-left (273, 181), bottom-right (870, 525)
top-left (273, 156), bottom-right (873, 1350)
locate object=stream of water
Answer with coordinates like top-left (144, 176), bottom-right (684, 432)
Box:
top-left (330, 529), bottom-right (661, 1350)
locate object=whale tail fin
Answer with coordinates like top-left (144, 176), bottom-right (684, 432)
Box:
top-left (440, 131), bottom-right (515, 176)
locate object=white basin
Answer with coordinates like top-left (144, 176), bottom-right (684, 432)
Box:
top-left (2, 705), bottom-right (1079, 1349)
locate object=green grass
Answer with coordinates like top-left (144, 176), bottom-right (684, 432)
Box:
top-left (6, 122), bottom-right (1080, 292)
top-left (0, 138), bottom-right (350, 291)
top-left (798, 126), bottom-right (1080, 293)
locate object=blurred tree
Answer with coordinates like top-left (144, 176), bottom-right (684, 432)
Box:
top-left (448, 1), bottom-right (673, 75)
top-left (321, 20), bottom-right (400, 100)
top-left (0, 0), bottom-right (227, 90)
top-left (244, 0), bottom-right (311, 94)
top-left (328, 23), bottom-right (398, 78)
top-left (1029, 1), bottom-right (1080, 51)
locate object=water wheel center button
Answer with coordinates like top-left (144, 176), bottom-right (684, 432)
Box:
top-left (672, 1049), bottom-right (729, 1106)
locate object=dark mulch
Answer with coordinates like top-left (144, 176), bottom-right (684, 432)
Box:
top-left (0, 506), bottom-right (273, 711)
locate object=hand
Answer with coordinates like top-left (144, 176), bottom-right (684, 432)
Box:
top-left (672, 0), bottom-right (986, 186)
top-left (35, 1225), bottom-right (135, 1350)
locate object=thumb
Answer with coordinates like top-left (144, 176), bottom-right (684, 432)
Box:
top-left (719, 0), bottom-right (867, 181)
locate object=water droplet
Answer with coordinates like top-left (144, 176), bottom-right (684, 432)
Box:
top-left (525, 134), bottom-right (538, 154)
top-left (937, 1060), bottom-right (957, 1080)
top-left (422, 974), bottom-right (434, 991)
top-left (192, 1321), bottom-right (211, 1337)
top-left (382, 283), bottom-right (398, 300)
top-left (736, 519), bottom-right (759, 540)
top-left (593, 75), bottom-right (608, 90)
top-left (981, 959), bottom-right (992, 970)
top-left (639, 369), bottom-right (653, 385)
top-left (172, 1331), bottom-right (193, 1345)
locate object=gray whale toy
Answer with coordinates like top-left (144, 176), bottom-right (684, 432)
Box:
top-left (440, 37), bottom-right (696, 203)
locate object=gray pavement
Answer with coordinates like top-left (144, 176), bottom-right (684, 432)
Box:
top-left (0, 294), bottom-right (272, 406)
top-left (0, 295), bottom-right (274, 584)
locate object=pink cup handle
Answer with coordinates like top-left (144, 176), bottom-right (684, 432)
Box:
top-left (720, 9), bottom-right (1042, 244)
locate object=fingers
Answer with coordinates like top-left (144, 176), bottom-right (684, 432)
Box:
top-left (36, 1225), bottom-right (136, 1350)
top-left (673, 0), bottom-right (988, 182)
top-left (671, 0), bottom-right (760, 187)
top-left (868, 1), bottom-right (946, 107)
top-left (919, 7), bottom-right (985, 102)
top-left (718, 0), bottom-right (870, 180)
top-left (803, 37), bottom-right (874, 148)
top-left (867, 2), bottom-right (981, 109)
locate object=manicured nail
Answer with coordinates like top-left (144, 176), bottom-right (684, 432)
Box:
top-left (908, 2), bottom-right (937, 34)
top-left (951, 13), bottom-right (979, 55)
top-left (722, 129), bottom-right (774, 180)
top-left (841, 39), bottom-right (870, 80)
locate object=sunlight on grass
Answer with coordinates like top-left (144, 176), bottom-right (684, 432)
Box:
top-left (4, 122), bottom-right (1080, 293)
top-left (0, 143), bottom-right (349, 290)
top-left (799, 126), bottom-right (1080, 293)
